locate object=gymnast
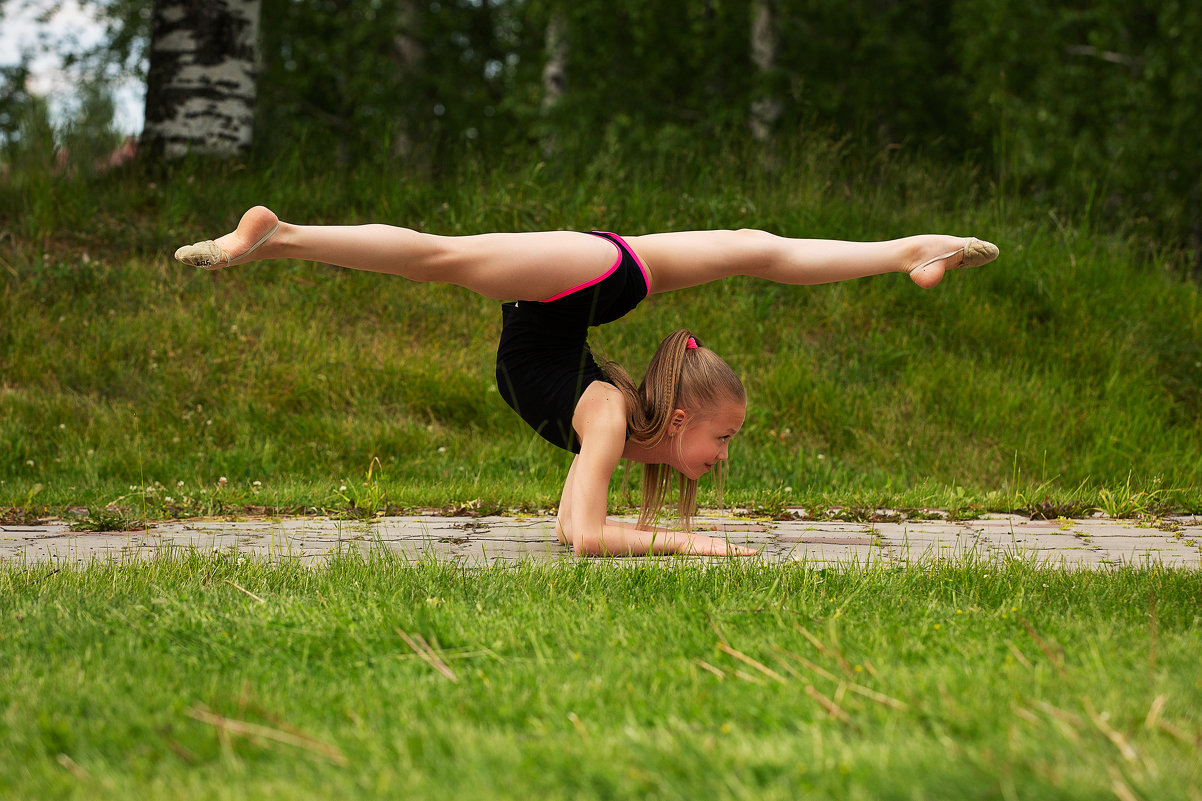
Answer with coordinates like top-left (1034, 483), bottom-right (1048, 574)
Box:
top-left (176, 207), bottom-right (998, 556)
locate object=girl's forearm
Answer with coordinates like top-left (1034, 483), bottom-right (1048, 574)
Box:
top-left (575, 519), bottom-right (755, 557)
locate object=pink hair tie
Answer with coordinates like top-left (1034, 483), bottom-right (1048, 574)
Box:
top-left (686, 336), bottom-right (699, 350)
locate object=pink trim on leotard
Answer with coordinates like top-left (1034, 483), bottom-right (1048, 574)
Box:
top-left (538, 231), bottom-right (651, 302)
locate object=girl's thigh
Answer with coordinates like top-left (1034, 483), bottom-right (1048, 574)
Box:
top-left (434, 230), bottom-right (621, 300)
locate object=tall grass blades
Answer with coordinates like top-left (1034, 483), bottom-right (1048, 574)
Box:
top-left (1, 555), bottom-right (1199, 799)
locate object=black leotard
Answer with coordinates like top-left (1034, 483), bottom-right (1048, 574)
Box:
top-left (495, 231), bottom-right (650, 453)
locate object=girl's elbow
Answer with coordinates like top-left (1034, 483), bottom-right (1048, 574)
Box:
top-left (573, 528), bottom-right (604, 556)
top-left (572, 535), bottom-right (593, 556)
top-left (557, 517), bottom-right (589, 555)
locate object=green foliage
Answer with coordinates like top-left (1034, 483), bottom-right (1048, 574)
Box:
top-left (12, 0), bottom-right (1202, 250)
top-left (0, 61), bottom-right (35, 148)
top-left (0, 67), bottom-right (123, 182)
top-left (255, 0), bottom-right (543, 164)
top-left (954, 0), bottom-right (1202, 254)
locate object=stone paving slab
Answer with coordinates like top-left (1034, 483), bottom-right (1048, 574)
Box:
top-left (1, 513), bottom-right (1199, 569)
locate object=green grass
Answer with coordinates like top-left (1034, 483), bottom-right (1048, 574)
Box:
top-left (1, 135), bottom-right (1200, 519)
top-left (1, 554), bottom-right (1198, 799)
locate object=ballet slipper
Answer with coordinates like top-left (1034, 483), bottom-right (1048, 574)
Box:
top-left (174, 208), bottom-right (279, 270)
top-left (908, 237), bottom-right (999, 288)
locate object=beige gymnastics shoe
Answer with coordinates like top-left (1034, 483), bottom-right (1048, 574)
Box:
top-left (174, 206), bottom-right (280, 270)
top-left (908, 237), bottom-right (999, 289)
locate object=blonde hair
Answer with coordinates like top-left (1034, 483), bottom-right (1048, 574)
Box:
top-left (598, 330), bottom-right (745, 529)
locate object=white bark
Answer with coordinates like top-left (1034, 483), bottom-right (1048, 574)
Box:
top-left (143, 0), bottom-right (261, 159)
top-left (750, 0), bottom-right (782, 144)
top-left (540, 8), bottom-right (568, 157)
top-left (391, 0), bottom-right (424, 159)
top-left (541, 10), bottom-right (568, 112)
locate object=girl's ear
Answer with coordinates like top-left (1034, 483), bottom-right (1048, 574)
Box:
top-left (667, 408), bottom-right (688, 436)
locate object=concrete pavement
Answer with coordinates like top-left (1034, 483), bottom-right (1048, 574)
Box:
top-left (3, 512), bottom-right (1200, 569)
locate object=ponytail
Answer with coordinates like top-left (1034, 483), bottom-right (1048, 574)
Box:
top-left (598, 330), bottom-right (745, 529)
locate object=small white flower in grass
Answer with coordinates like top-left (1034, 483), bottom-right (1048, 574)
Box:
top-left (58, 423), bottom-right (65, 430)
top-left (253, 481), bottom-right (262, 487)
top-left (339, 485), bottom-right (347, 492)
top-left (437, 446), bottom-right (447, 453)
top-left (218, 477), bottom-right (227, 487)
top-left (177, 481), bottom-right (185, 488)
top-left (165, 497), bottom-right (174, 504)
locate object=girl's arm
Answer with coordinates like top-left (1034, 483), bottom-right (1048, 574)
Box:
top-left (594, 516), bottom-right (757, 557)
top-left (557, 384), bottom-right (756, 557)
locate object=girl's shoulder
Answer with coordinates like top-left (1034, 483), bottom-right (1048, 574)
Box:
top-left (573, 381), bottom-right (630, 438)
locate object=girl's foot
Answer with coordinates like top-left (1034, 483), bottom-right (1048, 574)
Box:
top-left (905, 236), bottom-right (999, 289)
top-left (175, 206), bottom-right (280, 270)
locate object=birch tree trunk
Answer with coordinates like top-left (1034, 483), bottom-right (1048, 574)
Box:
top-left (750, 0), bottom-right (782, 144)
top-left (142, 0), bottom-right (262, 159)
top-left (540, 8), bottom-right (568, 157)
top-left (391, 0), bottom-right (424, 159)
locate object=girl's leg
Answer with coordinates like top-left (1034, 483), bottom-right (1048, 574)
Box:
top-left (176, 206), bottom-right (620, 301)
top-left (623, 229), bottom-right (998, 292)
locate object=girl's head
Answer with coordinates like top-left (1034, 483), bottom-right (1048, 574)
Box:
top-left (637, 329), bottom-right (746, 444)
top-left (600, 330), bottom-right (746, 526)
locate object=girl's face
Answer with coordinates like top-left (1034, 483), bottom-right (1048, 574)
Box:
top-left (669, 398), bottom-right (746, 480)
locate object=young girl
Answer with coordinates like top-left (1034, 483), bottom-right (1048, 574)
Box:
top-left (176, 207), bottom-right (998, 557)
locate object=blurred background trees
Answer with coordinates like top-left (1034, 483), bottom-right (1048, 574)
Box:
top-left (2, 0), bottom-right (1200, 257)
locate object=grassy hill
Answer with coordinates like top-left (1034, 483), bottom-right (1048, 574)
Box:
top-left (2, 137), bottom-right (1199, 520)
